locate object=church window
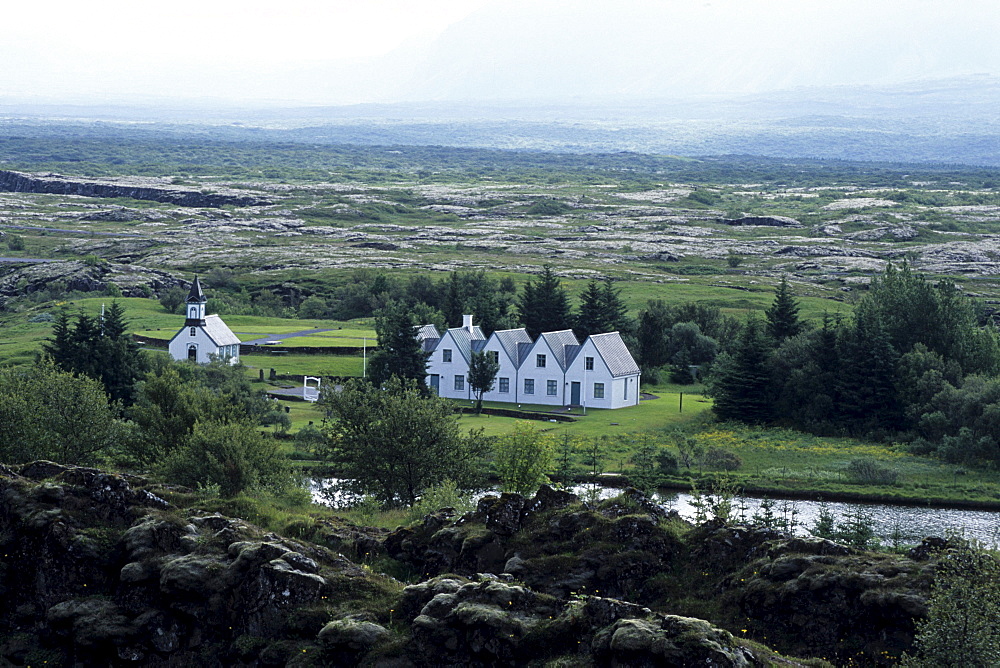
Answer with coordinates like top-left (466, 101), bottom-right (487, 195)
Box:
top-left (190, 327), bottom-right (196, 336)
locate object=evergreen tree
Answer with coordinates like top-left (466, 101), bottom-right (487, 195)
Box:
top-left (636, 300), bottom-right (672, 371)
top-left (835, 309), bottom-right (901, 436)
top-left (575, 279), bottom-right (605, 338)
top-left (43, 303), bottom-right (147, 406)
top-left (708, 316), bottom-right (773, 423)
top-left (368, 301), bottom-right (431, 387)
top-left (467, 349), bottom-right (500, 414)
top-left (518, 266), bottom-right (571, 338)
top-left (97, 301), bottom-right (147, 405)
top-left (598, 277), bottom-right (631, 334)
top-left (765, 275), bottom-right (803, 342)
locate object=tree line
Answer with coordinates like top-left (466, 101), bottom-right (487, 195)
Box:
top-left (709, 264), bottom-right (1000, 466)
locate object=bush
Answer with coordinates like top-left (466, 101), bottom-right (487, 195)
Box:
top-left (159, 419), bottom-right (288, 497)
top-left (845, 457), bottom-right (898, 485)
top-left (702, 447), bottom-right (742, 471)
top-left (656, 450), bottom-right (680, 476)
top-left (494, 422), bottom-right (555, 496)
top-left (6, 234), bottom-right (25, 251)
top-left (406, 479), bottom-right (475, 523)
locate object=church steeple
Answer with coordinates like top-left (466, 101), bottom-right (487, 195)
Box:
top-left (184, 276), bottom-right (207, 325)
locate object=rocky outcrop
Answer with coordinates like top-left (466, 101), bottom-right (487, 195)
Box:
top-left (0, 259), bottom-right (184, 301)
top-left (0, 461), bottom-right (402, 666)
top-left (0, 465), bottom-right (937, 667)
top-left (722, 215), bottom-right (803, 228)
top-left (401, 575), bottom-right (765, 667)
top-left (387, 488), bottom-right (933, 666)
top-left (0, 170), bottom-right (269, 208)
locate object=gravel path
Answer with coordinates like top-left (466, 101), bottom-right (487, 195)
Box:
top-left (241, 329), bottom-right (335, 345)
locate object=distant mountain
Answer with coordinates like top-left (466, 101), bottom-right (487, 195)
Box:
top-left (2, 76), bottom-right (999, 165)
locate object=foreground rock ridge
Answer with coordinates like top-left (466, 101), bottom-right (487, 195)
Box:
top-left (0, 463), bottom-right (939, 666)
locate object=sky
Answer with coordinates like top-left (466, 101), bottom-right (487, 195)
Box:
top-left (3, 0), bottom-right (999, 106)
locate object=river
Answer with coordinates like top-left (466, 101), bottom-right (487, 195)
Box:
top-left (309, 479), bottom-right (1000, 548)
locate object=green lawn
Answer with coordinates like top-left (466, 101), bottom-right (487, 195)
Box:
top-left (241, 353), bottom-right (365, 378)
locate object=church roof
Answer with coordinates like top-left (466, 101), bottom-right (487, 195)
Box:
top-left (186, 276), bottom-right (206, 303)
top-left (202, 314), bottom-right (240, 346)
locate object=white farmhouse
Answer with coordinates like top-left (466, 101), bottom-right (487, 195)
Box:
top-left (424, 315), bottom-right (486, 398)
top-left (167, 277), bottom-right (241, 365)
top-left (419, 315), bottom-right (640, 409)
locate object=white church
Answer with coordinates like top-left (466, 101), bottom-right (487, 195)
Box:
top-left (418, 315), bottom-right (641, 410)
top-left (167, 277), bottom-right (241, 364)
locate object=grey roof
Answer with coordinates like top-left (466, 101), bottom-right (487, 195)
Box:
top-left (517, 341), bottom-right (534, 367)
top-left (471, 340), bottom-right (487, 353)
top-left (186, 276), bottom-right (206, 303)
top-left (416, 324), bottom-right (440, 341)
top-left (491, 328), bottom-right (533, 365)
top-left (564, 344), bottom-right (582, 369)
top-left (421, 337), bottom-right (440, 353)
top-left (538, 330), bottom-right (580, 370)
top-left (588, 332), bottom-right (640, 377)
top-left (202, 314), bottom-right (241, 347)
top-left (446, 326), bottom-right (486, 363)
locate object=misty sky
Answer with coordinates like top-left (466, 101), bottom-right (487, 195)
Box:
top-left (4, 0), bottom-right (999, 106)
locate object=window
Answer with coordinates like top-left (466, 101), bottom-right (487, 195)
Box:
top-left (536, 353), bottom-right (546, 368)
top-left (443, 349), bottom-right (453, 363)
top-left (585, 356), bottom-right (594, 371)
top-left (499, 377), bottom-right (509, 393)
top-left (624, 379), bottom-right (628, 400)
top-left (190, 327), bottom-right (196, 337)
top-left (593, 383), bottom-right (605, 399)
top-left (454, 375), bottom-right (465, 391)
top-left (488, 350), bottom-right (499, 364)
top-left (547, 380), bottom-right (557, 396)
top-left (524, 379), bottom-right (534, 395)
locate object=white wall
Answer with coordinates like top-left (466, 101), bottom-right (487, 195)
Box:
top-left (517, 338), bottom-right (568, 406)
top-left (426, 330), bottom-right (471, 400)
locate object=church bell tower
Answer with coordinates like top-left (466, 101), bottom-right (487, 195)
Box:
top-left (184, 276), bottom-right (207, 325)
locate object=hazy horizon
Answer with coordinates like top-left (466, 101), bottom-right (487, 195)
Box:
top-left (4, 0), bottom-right (999, 108)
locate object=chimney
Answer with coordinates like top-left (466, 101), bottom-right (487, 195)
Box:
top-left (462, 314), bottom-right (474, 332)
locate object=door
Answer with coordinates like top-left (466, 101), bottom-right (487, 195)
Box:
top-left (187, 345), bottom-right (197, 362)
top-left (430, 374), bottom-right (440, 394)
top-left (570, 381), bottom-right (581, 406)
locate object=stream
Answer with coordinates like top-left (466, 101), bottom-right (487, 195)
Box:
top-left (309, 479), bottom-right (1000, 548)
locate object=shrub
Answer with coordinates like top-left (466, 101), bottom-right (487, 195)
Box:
top-left (159, 419), bottom-right (288, 497)
top-left (656, 450), bottom-right (679, 476)
top-left (494, 422), bottom-right (555, 495)
top-left (406, 479), bottom-right (475, 523)
top-left (703, 447), bottom-right (742, 471)
top-left (6, 234), bottom-right (25, 251)
top-left (845, 457), bottom-right (898, 485)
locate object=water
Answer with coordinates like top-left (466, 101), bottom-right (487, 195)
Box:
top-left (663, 492), bottom-right (1000, 548)
top-left (309, 479), bottom-right (1000, 548)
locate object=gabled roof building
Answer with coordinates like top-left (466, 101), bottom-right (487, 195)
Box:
top-left (167, 277), bottom-right (241, 365)
top-left (418, 315), bottom-right (640, 409)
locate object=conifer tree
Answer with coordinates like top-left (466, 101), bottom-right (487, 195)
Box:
top-left (368, 301), bottom-right (431, 387)
top-left (765, 275), bottom-right (803, 342)
top-left (598, 277), bottom-right (631, 334)
top-left (518, 266), bottom-right (571, 338)
top-left (708, 316), bottom-right (773, 423)
top-left (575, 279), bottom-right (605, 338)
